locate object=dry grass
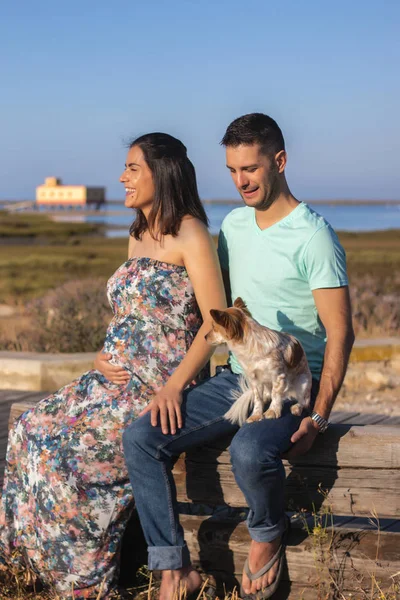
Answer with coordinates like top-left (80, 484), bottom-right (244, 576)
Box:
top-left (0, 559), bottom-right (230, 600)
top-left (297, 490), bottom-right (400, 600)
top-left (2, 500), bottom-right (399, 600)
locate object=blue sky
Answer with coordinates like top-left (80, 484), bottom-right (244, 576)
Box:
top-left (1, 0), bottom-right (399, 200)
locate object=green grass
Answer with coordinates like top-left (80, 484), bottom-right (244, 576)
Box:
top-left (1, 228), bottom-right (399, 304)
top-left (0, 238), bottom-right (126, 303)
top-left (0, 210), bottom-right (103, 239)
top-left (338, 230), bottom-right (400, 286)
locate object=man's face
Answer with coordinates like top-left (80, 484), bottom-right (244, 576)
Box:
top-left (225, 144), bottom-right (282, 211)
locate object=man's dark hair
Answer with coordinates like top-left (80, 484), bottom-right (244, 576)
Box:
top-left (221, 113), bottom-right (285, 157)
top-left (128, 132), bottom-right (208, 240)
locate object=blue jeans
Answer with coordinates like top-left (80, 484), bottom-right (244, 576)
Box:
top-left (123, 369), bottom-right (318, 570)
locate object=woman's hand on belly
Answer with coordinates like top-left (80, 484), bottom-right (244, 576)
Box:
top-left (94, 349), bottom-right (131, 385)
top-left (139, 381), bottom-right (183, 435)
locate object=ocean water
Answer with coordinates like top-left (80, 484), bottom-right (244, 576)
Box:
top-left (83, 201), bottom-right (400, 237)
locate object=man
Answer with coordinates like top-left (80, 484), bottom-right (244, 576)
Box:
top-left (123, 113), bottom-right (354, 600)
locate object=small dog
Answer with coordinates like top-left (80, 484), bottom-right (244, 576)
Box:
top-left (205, 297), bottom-right (311, 425)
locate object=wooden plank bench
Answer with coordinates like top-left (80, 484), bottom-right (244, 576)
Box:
top-left (172, 425), bottom-right (400, 598)
top-left (7, 401), bottom-right (400, 599)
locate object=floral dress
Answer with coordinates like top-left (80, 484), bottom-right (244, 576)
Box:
top-left (0, 257), bottom-right (204, 598)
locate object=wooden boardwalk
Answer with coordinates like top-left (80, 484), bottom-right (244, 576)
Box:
top-left (1, 389), bottom-right (400, 486)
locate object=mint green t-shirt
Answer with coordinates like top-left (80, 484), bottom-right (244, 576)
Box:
top-left (217, 202), bottom-right (348, 380)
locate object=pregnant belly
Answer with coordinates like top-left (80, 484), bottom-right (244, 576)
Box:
top-left (103, 316), bottom-right (189, 375)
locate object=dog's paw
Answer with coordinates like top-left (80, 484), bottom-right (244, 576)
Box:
top-left (264, 408), bottom-right (277, 419)
top-left (246, 414), bottom-right (263, 423)
top-left (290, 403), bottom-right (303, 416)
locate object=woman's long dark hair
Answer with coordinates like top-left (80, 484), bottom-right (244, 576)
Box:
top-left (128, 133), bottom-right (209, 240)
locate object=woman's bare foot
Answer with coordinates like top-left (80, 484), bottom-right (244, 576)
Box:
top-left (159, 566), bottom-right (202, 600)
top-left (241, 537), bottom-right (282, 595)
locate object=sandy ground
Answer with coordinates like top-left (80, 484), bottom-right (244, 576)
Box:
top-left (335, 357), bottom-right (400, 415)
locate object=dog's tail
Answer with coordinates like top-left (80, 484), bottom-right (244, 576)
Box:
top-left (225, 376), bottom-right (254, 426)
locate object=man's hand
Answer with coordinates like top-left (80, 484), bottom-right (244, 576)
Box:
top-left (94, 350), bottom-right (130, 385)
top-left (283, 417), bottom-right (319, 459)
top-left (139, 382), bottom-right (183, 435)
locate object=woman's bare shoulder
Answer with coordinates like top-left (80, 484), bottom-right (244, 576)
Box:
top-left (178, 216), bottom-right (210, 239)
top-left (177, 217), bottom-right (217, 261)
top-left (128, 234), bottom-right (137, 258)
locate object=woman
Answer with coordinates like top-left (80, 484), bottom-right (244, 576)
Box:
top-left (0, 133), bottom-right (226, 598)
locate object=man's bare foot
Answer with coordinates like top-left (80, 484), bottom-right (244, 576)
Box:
top-left (159, 566), bottom-right (202, 600)
top-left (241, 537), bottom-right (282, 595)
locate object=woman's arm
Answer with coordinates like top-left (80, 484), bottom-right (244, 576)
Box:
top-left (139, 219), bottom-right (227, 434)
top-left (169, 219), bottom-right (227, 389)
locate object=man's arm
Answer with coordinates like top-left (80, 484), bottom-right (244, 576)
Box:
top-left (310, 286), bottom-right (355, 419)
top-left (285, 286), bottom-right (355, 458)
top-left (221, 267), bottom-right (232, 307)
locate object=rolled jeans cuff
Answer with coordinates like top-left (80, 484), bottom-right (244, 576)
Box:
top-left (247, 515), bottom-right (286, 543)
top-left (148, 544), bottom-right (191, 570)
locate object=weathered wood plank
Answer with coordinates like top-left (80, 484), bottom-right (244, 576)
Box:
top-left (0, 391), bottom-right (48, 403)
top-left (179, 424), bottom-right (400, 469)
top-left (181, 515), bottom-right (400, 591)
top-left (378, 415), bottom-right (400, 425)
top-left (341, 413), bottom-right (389, 425)
top-left (1, 399), bottom-right (44, 487)
top-left (381, 415), bottom-right (400, 425)
top-left (174, 458), bottom-right (400, 516)
top-left (173, 423), bottom-right (400, 517)
top-left (0, 391), bottom-right (35, 402)
top-left (329, 411), bottom-right (360, 424)
top-left (8, 401), bottom-right (36, 429)
top-left (7, 403), bottom-right (400, 516)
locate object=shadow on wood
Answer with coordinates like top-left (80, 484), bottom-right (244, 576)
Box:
top-left (178, 426), bottom-right (346, 598)
top-left (284, 425), bottom-right (348, 515)
top-left (119, 509), bottom-right (148, 588)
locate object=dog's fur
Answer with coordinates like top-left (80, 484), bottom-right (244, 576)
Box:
top-left (205, 297), bottom-right (312, 425)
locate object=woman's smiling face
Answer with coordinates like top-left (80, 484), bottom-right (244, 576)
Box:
top-left (120, 145), bottom-right (155, 212)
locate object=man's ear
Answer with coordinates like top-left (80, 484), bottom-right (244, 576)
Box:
top-left (275, 150), bottom-right (287, 174)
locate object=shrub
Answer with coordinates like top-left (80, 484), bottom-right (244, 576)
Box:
top-left (0, 278), bottom-right (111, 353)
top-left (0, 272), bottom-right (399, 354)
top-left (350, 273), bottom-right (400, 337)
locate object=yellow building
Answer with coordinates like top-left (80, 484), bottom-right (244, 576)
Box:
top-left (36, 177), bottom-right (105, 207)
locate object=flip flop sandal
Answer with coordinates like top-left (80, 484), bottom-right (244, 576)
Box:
top-left (240, 519), bottom-right (290, 600)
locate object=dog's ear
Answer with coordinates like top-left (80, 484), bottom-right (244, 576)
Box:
top-left (210, 309), bottom-right (245, 342)
top-left (284, 336), bottom-right (304, 369)
top-left (233, 297), bottom-right (252, 317)
top-left (210, 309), bottom-right (231, 328)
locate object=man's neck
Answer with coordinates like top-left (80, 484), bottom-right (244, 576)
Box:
top-left (255, 192), bottom-right (300, 230)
